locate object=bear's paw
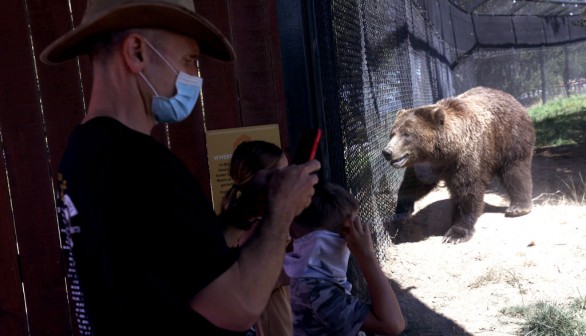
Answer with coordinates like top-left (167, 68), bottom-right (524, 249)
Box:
top-left (505, 205), bottom-right (532, 217)
top-left (442, 226), bottom-right (474, 244)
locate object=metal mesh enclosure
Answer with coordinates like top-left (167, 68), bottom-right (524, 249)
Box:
top-left (308, 0), bottom-right (586, 265)
top-left (314, 1), bottom-right (412, 263)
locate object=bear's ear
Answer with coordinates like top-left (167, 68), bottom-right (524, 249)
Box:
top-left (396, 108), bottom-right (408, 119)
top-left (430, 106), bottom-right (445, 126)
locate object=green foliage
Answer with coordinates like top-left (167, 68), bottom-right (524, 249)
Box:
top-left (528, 94), bottom-right (586, 147)
top-left (501, 299), bottom-right (586, 336)
top-left (569, 296), bottom-right (586, 313)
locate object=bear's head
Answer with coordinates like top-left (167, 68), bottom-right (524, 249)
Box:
top-left (382, 105), bottom-right (445, 168)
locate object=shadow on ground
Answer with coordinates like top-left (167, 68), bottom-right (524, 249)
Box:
top-left (349, 267), bottom-right (474, 336)
top-left (530, 142), bottom-right (586, 204)
top-left (392, 278), bottom-right (474, 336)
top-left (388, 199), bottom-right (508, 244)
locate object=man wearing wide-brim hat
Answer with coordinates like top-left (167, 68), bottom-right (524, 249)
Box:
top-left (41, 0), bottom-right (320, 334)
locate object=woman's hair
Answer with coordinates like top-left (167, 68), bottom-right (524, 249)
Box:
top-left (229, 141), bottom-right (284, 186)
top-left (294, 183), bottom-right (358, 234)
top-left (220, 140), bottom-right (284, 229)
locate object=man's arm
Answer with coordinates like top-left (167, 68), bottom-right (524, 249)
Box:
top-left (344, 216), bottom-right (406, 336)
top-left (190, 160), bottom-right (320, 331)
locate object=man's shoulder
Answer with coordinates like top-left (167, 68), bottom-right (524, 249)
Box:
top-left (72, 117), bottom-right (172, 163)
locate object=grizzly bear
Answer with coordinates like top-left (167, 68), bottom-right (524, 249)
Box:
top-left (382, 86), bottom-right (535, 244)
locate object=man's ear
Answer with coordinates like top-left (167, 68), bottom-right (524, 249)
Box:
top-left (121, 34), bottom-right (147, 74)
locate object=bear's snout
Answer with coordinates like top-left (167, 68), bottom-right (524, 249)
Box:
top-left (382, 148), bottom-right (393, 161)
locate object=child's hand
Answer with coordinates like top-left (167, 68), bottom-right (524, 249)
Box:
top-left (342, 215), bottom-right (376, 261)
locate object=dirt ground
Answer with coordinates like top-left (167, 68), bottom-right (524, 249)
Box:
top-left (382, 142), bottom-right (586, 336)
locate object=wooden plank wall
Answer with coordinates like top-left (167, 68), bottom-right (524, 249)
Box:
top-left (0, 0), bottom-right (288, 335)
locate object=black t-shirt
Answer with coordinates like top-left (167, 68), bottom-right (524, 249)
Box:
top-left (56, 117), bottom-right (242, 335)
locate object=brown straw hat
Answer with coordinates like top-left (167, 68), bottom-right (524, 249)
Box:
top-left (40, 0), bottom-right (235, 64)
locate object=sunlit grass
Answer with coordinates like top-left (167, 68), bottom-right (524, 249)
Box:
top-left (528, 94), bottom-right (586, 147)
top-left (501, 298), bottom-right (586, 336)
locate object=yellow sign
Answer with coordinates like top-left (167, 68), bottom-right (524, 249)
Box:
top-left (205, 124), bottom-right (281, 214)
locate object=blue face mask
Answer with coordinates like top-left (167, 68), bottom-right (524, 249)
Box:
top-left (139, 40), bottom-right (203, 123)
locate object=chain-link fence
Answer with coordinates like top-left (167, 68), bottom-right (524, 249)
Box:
top-left (310, 0), bottom-right (586, 267)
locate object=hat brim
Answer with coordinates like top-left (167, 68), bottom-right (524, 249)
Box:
top-left (40, 3), bottom-right (235, 64)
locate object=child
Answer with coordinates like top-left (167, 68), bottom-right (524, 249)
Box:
top-left (220, 140), bottom-right (293, 336)
top-left (284, 183), bottom-right (406, 336)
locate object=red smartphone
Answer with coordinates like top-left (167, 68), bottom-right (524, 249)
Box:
top-left (292, 128), bottom-right (322, 164)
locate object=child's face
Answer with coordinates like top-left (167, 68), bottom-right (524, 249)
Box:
top-left (340, 211), bottom-right (359, 236)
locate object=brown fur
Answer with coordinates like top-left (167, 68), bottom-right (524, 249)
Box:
top-left (382, 87), bottom-right (535, 243)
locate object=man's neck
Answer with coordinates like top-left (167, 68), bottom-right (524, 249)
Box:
top-left (85, 61), bottom-right (156, 135)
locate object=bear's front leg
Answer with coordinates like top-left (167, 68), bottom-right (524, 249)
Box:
top-left (442, 188), bottom-right (485, 244)
top-left (395, 166), bottom-right (439, 218)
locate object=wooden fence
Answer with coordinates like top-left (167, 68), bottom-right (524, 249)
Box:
top-left (0, 0), bottom-right (288, 335)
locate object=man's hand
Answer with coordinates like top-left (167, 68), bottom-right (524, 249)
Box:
top-left (226, 159), bottom-right (320, 226)
top-left (264, 159), bottom-right (320, 224)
